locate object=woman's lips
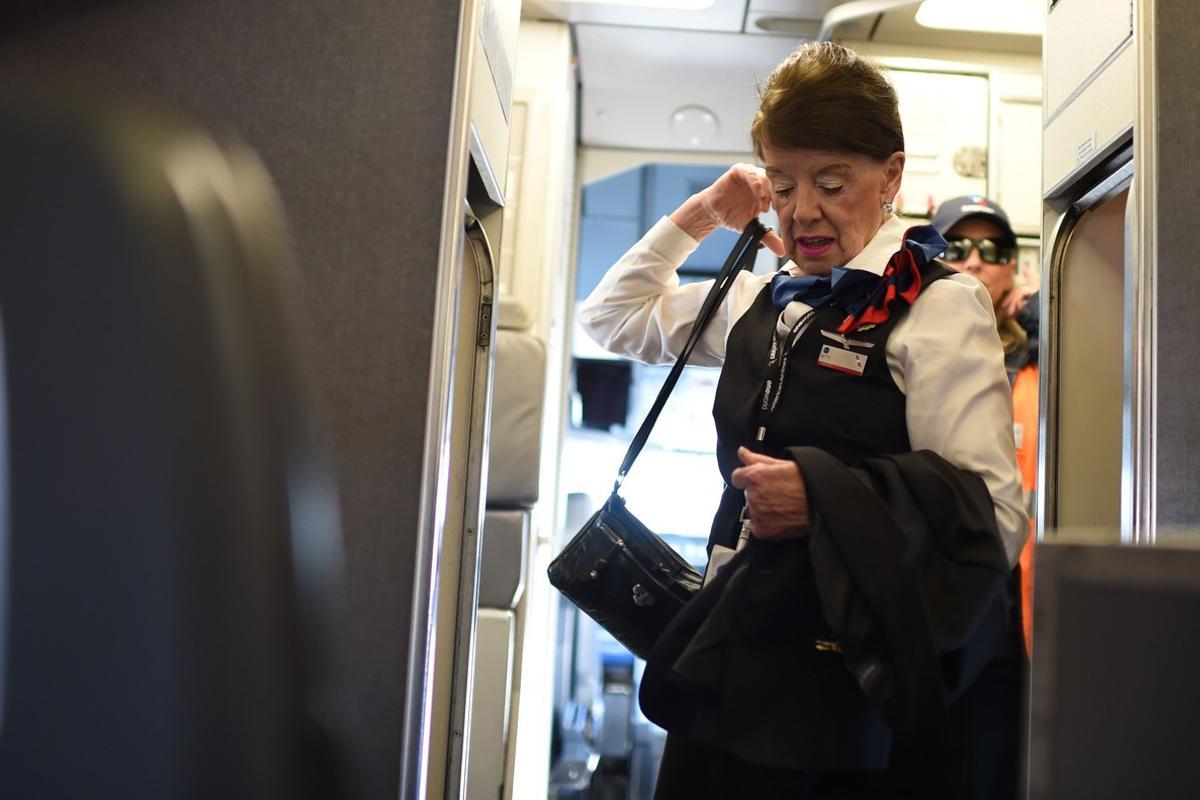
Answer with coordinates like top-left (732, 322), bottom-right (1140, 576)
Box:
top-left (795, 236), bottom-right (834, 258)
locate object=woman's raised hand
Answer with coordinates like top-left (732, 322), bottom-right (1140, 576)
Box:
top-left (669, 163), bottom-right (786, 256)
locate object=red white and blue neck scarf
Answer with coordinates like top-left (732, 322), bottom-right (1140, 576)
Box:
top-left (769, 225), bottom-right (948, 333)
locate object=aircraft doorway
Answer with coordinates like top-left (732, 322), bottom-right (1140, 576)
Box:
top-left (547, 162), bottom-right (778, 798)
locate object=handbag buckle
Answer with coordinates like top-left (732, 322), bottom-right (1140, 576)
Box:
top-left (631, 584), bottom-right (656, 607)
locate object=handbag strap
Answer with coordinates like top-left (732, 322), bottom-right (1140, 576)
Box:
top-left (612, 219), bottom-right (770, 494)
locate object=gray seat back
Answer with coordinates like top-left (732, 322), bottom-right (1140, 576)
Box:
top-left (0, 88), bottom-right (346, 799)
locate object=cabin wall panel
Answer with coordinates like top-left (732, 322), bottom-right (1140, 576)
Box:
top-left (0, 2), bottom-right (463, 798)
top-left (1151, 0), bottom-right (1200, 530)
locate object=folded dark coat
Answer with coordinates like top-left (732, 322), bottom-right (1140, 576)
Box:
top-left (638, 447), bottom-right (1012, 772)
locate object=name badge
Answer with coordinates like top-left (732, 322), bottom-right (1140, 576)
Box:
top-left (817, 343), bottom-right (867, 376)
top-left (1013, 422), bottom-right (1024, 450)
top-left (703, 545), bottom-right (736, 588)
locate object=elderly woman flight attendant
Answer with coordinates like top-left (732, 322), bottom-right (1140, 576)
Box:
top-left (579, 43), bottom-right (1027, 799)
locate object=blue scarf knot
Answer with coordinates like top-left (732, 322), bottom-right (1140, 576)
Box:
top-left (768, 226), bottom-right (948, 317)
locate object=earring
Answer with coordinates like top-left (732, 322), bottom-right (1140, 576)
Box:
top-left (882, 200), bottom-right (895, 215)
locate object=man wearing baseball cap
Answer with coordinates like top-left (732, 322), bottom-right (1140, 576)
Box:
top-left (932, 196), bottom-right (1025, 327)
top-left (934, 194), bottom-right (1037, 658)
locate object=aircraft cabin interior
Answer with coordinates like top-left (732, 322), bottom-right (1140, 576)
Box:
top-left (0, 1), bottom-right (1198, 798)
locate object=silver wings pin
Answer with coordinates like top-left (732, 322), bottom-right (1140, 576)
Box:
top-left (820, 330), bottom-right (875, 349)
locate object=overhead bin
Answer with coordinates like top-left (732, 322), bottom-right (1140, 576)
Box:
top-left (1042, 0), bottom-right (1134, 196)
top-left (1044, 0), bottom-right (1132, 116)
top-left (468, 0), bottom-right (522, 206)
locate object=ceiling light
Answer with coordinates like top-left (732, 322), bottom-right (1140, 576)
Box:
top-left (915, 0), bottom-right (1043, 36)
top-left (564, 0), bottom-right (715, 9)
top-left (669, 105), bottom-right (719, 148)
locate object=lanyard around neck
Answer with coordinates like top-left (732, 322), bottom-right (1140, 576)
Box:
top-left (755, 306), bottom-right (821, 442)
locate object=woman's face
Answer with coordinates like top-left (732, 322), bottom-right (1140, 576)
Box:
top-left (762, 144), bottom-right (905, 275)
top-left (940, 217), bottom-right (1015, 315)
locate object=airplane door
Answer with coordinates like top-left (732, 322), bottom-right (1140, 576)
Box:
top-left (421, 206), bottom-right (498, 800)
top-left (442, 210), bottom-right (498, 800)
top-left (1041, 170), bottom-right (1131, 542)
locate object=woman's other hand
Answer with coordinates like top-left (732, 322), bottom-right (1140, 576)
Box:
top-left (669, 163), bottom-right (786, 256)
top-left (1000, 284), bottom-right (1035, 320)
top-left (730, 446), bottom-right (810, 539)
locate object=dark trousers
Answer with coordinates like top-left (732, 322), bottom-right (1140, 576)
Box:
top-left (652, 654), bottom-right (1025, 800)
top-left (946, 652), bottom-right (1024, 800)
top-left (652, 736), bottom-right (902, 799)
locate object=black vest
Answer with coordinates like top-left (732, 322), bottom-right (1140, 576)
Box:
top-left (657, 260), bottom-right (1008, 774)
top-left (708, 260), bottom-right (955, 550)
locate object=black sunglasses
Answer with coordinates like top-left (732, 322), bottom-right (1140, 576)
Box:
top-left (943, 236), bottom-right (1014, 265)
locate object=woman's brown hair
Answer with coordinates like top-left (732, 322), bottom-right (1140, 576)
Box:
top-left (750, 42), bottom-right (903, 162)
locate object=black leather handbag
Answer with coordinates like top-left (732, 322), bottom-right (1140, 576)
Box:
top-left (548, 220), bottom-right (769, 660)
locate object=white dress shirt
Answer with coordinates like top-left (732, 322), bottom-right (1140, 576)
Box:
top-left (578, 215), bottom-right (1029, 566)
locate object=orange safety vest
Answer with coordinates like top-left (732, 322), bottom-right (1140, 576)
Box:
top-left (1011, 362), bottom-right (1038, 657)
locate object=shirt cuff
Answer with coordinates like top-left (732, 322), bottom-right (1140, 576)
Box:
top-left (644, 216), bottom-right (701, 265)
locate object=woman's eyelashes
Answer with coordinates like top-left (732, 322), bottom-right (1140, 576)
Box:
top-left (771, 181), bottom-right (845, 201)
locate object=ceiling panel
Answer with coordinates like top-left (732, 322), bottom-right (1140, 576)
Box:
top-left (520, 0), bottom-right (750, 33)
top-left (575, 23), bottom-right (798, 151)
top-left (523, 0), bottom-right (1042, 51)
top-left (749, 0), bottom-right (836, 12)
top-left (522, 0), bottom-right (862, 35)
top-left (543, 1), bottom-right (1042, 151)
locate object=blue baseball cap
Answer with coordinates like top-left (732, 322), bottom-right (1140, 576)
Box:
top-left (931, 195), bottom-right (1017, 247)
